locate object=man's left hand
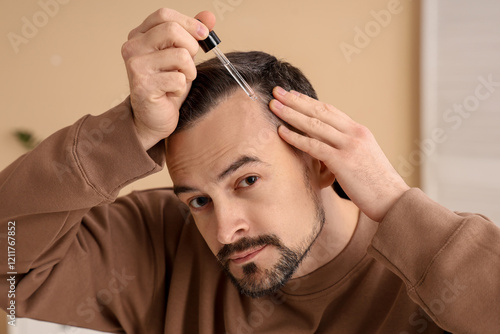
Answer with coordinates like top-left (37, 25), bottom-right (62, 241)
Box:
top-left (269, 86), bottom-right (410, 222)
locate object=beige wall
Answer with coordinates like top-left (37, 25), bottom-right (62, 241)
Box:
top-left (0, 0), bottom-right (420, 195)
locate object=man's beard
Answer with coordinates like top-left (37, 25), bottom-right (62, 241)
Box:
top-left (216, 187), bottom-right (326, 298)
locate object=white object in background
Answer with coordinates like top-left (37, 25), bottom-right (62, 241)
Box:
top-left (8, 318), bottom-right (112, 334)
top-left (421, 0), bottom-right (500, 224)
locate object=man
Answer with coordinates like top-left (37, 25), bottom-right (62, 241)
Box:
top-left (1, 8), bottom-right (499, 334)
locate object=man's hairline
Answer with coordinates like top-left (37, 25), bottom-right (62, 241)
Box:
top-left (167, 86), bottom-right (280, 147)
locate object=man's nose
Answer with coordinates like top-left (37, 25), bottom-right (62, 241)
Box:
top-left (214, 200), bottom-right (249, 245)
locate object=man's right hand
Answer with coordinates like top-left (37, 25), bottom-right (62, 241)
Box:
top-left (121, 8), bottom-right (216, 150)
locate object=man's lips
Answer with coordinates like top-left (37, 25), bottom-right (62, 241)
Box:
top-left (229, 245), bottom-right (267, 265)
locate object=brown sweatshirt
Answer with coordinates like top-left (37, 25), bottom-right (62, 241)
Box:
top-left (1, 99), bottom-right (499, 334)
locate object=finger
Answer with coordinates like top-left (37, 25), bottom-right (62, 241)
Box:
top-left (151, 48), bottom-right (197, 81)
top-left (277, 125), bottom-right (339, 170)
top-left (269, 99), bottom-right (346, 148)
top-left (195, 11), bottom-right (216, 31)
top-left (128, 8), bottom-right (209, 40)
top-left (160, 72), bottom-right (189, 97)
top-left (127, 48), bottom-right (197, 82)
top-left (132, 71), bottom-right (189, 98)
top-left (123, 21), bottom-right (200, 59)
top-left (272, 87), bottom-right (353, 133)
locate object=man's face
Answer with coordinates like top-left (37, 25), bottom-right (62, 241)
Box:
top-left (166, 90), bottom-right (325, 298)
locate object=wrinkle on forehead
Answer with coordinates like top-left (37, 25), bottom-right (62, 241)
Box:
top-left (166, 90), bottom-right (278, 185)
top-left (167, 140), bottom-right (236, 180)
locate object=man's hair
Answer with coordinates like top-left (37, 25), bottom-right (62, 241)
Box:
top-left (175, 50), bottom-right (349, 199)
top-left (175, 51), bottom-right (317, 132)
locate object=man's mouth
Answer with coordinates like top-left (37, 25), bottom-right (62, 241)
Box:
top-left (229, 245), bottom-right (267, 265)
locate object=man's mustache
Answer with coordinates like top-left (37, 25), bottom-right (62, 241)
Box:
top-left (217, 234), bottom-right (283, 264)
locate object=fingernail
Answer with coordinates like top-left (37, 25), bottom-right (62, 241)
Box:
top-left (272, 99), bottom-right (284, 109)
top-left (197, 23), bottom-right (208, 38)
top-left (276, 86), bottom-right (287, 96)
top-left (290, 90), bottom-right (300, 97)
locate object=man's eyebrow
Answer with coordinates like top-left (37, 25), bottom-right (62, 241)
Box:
top-left (217, 155), bottom-right (266, 182)
top-left (173, 185), bottom-right (198, 196)
top-left (173, 155), bottom-right (267, 196)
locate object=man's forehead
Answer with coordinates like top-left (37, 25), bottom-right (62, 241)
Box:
top-left (166, 90), bottom-right (279, 182)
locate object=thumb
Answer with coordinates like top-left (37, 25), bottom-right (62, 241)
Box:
top-left (195, 11), bottom-right (216, 31)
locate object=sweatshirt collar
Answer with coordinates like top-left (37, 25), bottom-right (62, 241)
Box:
top-left (280, 214), bottom-right (378, 297)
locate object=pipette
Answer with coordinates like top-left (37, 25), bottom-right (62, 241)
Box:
top-left (199, 30), bottom-right (258, 101)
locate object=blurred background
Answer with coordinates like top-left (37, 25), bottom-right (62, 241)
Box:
top-left (0, 0), bottom-right (498, 333)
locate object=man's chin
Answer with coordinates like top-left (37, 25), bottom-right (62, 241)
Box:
top-left (224, 260), bottom-right (296, 299)
top-left (228, 269), bottom-right (287, 299)
top-left (239, 283), bottom-right (285, 299)
top-left (218, 235), bottom-right (310, 298)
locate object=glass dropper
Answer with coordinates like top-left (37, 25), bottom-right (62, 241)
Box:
top-left (199, 30), bottom-right (258, 101)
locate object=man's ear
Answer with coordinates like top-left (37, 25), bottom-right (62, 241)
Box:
top-left (313, 158), bottom-right (336, 189)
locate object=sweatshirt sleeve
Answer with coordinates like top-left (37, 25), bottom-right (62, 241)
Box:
top-left (367, 188), bottom-right (500, 333)
top-left (0, 98), bottom-right (185, 333)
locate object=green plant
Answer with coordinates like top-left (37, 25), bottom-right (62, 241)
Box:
top-left (13, 130), bottom-right (41, 150)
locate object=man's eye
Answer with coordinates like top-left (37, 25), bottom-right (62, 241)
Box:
top-left (238, 176), bottom-right (259, 188)
top-left (189, 197), bottom-right (211, 209)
